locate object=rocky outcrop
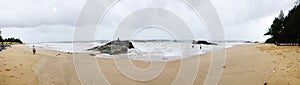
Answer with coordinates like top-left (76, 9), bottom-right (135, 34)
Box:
top-left (192, 40), bottom-right (218, 45)
top-left (244, 41), bottom-right (259, 43)
top-left (88, 40), bottom-right (134, 55)
top-left (0, 44), bottom-right (11, 51)
top-left (0, 47), bottom-right (3, 51)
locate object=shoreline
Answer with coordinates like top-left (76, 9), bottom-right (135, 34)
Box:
top-left (27, 42), bottom-right (246, 62)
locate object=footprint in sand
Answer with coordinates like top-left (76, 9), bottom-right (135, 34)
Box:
top-left (20, 73), bottom-right (24, 75)
top-left (5, 69), bottom-right (11, 71)
top-left (19, 64), bottom-right (23, 66)
top-left (9, 75), bottom-right (14, 78)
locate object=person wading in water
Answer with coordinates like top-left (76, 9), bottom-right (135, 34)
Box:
top-left (199, 45), bottom-right (202, 49)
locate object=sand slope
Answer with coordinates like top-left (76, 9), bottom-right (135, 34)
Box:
top-left (33, 49), bottom-right (81, 85)
top-left (0, 44), bottom-right (299, 85)
top-left (219, 44), bottom-right (278, 85)
top-left (258, 44), bottom-right (300, 85)
top-left (0, 45), bottom-right (40, 85)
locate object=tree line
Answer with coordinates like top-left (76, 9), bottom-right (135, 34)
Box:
top-left (0, 31), bottom-right (23, 44)
top-left (265, 0), bottom-right (300, 46)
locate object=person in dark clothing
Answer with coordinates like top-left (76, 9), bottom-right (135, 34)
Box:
top-left (199, 45), bottom-right (202, 49)
top-left (32, 45), bottom-right (36, 55)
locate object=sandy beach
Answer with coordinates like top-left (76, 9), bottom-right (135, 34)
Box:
top-left (0, 44), bottom-right (299, 85)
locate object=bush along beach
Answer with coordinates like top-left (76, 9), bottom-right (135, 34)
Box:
top-left (0, 31), bottom-right (23, 51)
top-left (264, 2), bottom-right (300, 46)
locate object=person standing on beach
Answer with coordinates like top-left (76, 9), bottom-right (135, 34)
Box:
top-left (32, 45), bottom-right (36, 55)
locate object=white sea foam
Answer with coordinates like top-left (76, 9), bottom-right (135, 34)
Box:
top-left (27, 41), bottom-right (247, 61)
top-left (27, 42), bottom-right (104, 52)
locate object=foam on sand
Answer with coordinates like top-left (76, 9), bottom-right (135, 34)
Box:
top-left (27, 41), bottom-right (246, 61)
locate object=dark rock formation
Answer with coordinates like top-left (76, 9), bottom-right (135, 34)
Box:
top-left (88, 40), bottom-right (134, 55)
top-left (0, 44), bottom-right (11, 51)
top-left (244, 41), bottom-right (259, 43)
top-left (192, 40), bottom-right (218, 45)
top-left (0, 47), bottom-right (3, 51)
top-left (244, 41), bottom-right (252, 43)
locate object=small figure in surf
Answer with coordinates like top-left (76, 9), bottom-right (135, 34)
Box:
top-left (32, 45), bottom-right (36, 55)
top-left (199, 45), bottom-right (202, 49)
top-left (117, 37), bottom-right (120, 41)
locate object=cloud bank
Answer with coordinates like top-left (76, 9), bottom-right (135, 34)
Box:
top-left (0, 0), bottom-right (297, 43)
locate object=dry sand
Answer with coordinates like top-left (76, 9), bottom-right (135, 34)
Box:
top-left (0, 45), bottom-right (40, 85)
top-left (0, 45), bottom-right (80, 85)
top-left (258, 44), bottom-right (300, 85)
top-left (0, 44), bottom-right (299, 85)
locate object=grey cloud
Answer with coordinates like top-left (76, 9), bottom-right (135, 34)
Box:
top-left (211, 0), bottom-right (295, 25)
top-left (0, 0), bottom-right (298, 42)
top-left (1, 25), bottom-right (74, 43)
top-left (0, 0), bottom-right (86, 27)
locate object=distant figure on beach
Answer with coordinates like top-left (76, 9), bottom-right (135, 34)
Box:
top-left (32, 45), bottom-right (36, 55)
top-left (117, 37), bottom-right (120, 41)
top-left (199, 45), bottom-right (202, 49)
top-left (192, 45), bottom-right (194, 48)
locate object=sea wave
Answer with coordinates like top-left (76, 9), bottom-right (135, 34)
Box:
top-left (27, 40), bottom-right (247, 61)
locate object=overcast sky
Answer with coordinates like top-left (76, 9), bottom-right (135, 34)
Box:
top-left (0, 0), bottom-right (296, 43)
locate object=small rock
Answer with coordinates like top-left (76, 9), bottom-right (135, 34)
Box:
top-left (264, 82), bottom-right (267, 85)
top-left (5, 69), bottom-right (11, 71)
top-left (89, 54), bottom-right (96, 56)
top-left (162, 57), bottom-right (168, 60)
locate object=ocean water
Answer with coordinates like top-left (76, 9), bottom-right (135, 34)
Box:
top-left (27, 40), bottom-right (247, 61)
top-left (27, 42), bottom-right (105, 53)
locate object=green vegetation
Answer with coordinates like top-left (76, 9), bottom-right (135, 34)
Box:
top-left (0, 34), bottom-right (3, 45)
top-left (0, 31), bottom-right (23, 44)
top-left (265, 38), bottom-right (274, 43)
top-left (3, 38), bottom-right (23, 44)
top-left (264, 1), bottom-right (300, 45)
